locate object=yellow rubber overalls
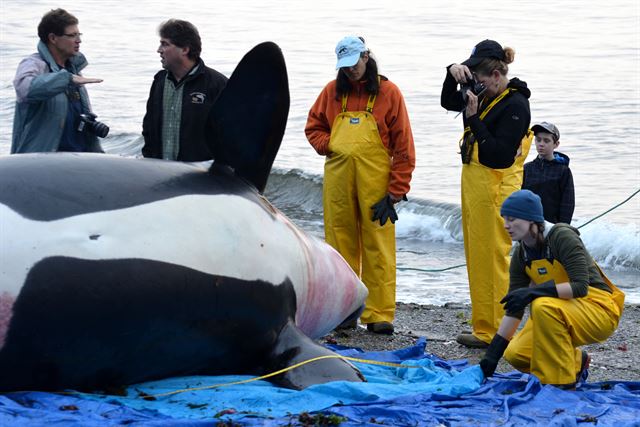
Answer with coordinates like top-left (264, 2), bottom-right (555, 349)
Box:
top-left (460, 89), bottom-right (533, 344)
top-left (504, 253), bottom-right (625, 386)
top-left (323, 93), bottom-right (396, 324)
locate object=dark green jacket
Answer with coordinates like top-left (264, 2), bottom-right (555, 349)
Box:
top-left (508, 224), bottom-right (611, 318)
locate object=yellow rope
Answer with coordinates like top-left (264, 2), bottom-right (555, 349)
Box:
top-left (146, 354), bottom-right (423, 399)
top-left (4, 354), bottom-right (424, 399)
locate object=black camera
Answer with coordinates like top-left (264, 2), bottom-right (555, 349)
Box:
top-left (77, 112), bottom-right (109, 138)
top-left (459, 76), bottom-right (486, 104)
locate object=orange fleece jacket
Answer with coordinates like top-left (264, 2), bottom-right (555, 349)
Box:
top-left (305, 78), bottom-right (416, 197)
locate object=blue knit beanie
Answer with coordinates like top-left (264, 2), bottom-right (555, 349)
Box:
top-left (500, 190), bottom-right (545, 222)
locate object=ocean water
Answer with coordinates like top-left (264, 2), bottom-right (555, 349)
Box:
top-left (1, 0), bottom-right (638, 304)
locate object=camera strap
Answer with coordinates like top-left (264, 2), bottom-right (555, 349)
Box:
top-left (65, 80), bottom-right (91, 118)
top-left (458, 88), bottom-right (514, 163)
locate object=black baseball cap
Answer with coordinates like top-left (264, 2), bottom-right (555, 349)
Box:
top-left (462, 39), bottom-right (505, 67)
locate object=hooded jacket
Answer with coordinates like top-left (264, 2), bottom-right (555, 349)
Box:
top-left (11, 41), bottom-right (101, 154)
top-left (142, 59), bottom-right (227, 162)
top-left (523, 152), bottom-right (575, 224)
top-left (441, 71), bottom-right (531, 169)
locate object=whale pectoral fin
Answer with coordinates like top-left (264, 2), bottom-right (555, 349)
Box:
top-left (265, 320), bottom-right (365, 390)
top-left (210, 41), bottom-right (290, 193)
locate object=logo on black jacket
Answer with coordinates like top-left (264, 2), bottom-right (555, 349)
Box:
top-left (190, 92), bottom-right (206, 104)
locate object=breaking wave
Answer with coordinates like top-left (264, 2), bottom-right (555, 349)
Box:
top-left (266, 168), bottom-right (640, 271)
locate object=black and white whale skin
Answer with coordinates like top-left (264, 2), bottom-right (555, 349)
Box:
top-left (0, 42), bottom-right (367, 392)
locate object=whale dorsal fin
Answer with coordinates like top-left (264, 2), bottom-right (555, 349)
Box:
top-left (210, 42), bottom-right (289, 193)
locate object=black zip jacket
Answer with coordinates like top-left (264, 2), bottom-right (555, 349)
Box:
top-left (441, 69), bottom-right (531, 169)
top-left (142, 59), bottom-right (227, 161)
top-left (523, 152), bottom-right (575, 224)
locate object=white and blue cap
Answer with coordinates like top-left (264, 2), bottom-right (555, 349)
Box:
top-left (335, 36), bottom-right (366, 69)
top-left (501, 190), bottom-right (545, 223)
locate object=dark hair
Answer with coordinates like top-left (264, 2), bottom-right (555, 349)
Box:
top-left (472, 46), bottom-right (516, 77)
top-left (335, 51), bottom-right (384, 101)
top-left (158, 19), bottom-right (201, 60)
top-left (38, 8), bottom-right (78, 43)
top-left (528, 222), bottom-right (546, 249)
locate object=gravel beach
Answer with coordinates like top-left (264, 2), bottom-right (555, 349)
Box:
top-left (323, 303), bottom-right (640, 382)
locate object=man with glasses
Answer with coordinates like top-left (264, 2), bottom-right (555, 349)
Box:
top-left (12, 8), bottom-right (104, 154)
top-left (142, 19), bottom-right (227, 161)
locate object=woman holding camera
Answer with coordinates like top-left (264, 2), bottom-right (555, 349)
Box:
top-left (441, 40), bottom-right (532, 348)
top-left (479, 190), bottom-right (624, 389)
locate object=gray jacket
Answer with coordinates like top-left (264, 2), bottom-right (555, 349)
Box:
top-left (11, 41), bottom-right (102, 154)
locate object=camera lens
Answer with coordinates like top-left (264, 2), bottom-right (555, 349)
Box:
top-left (92, 121), bottom-right (109, 138)
top-left (458, 77), bottom-right (485, 104)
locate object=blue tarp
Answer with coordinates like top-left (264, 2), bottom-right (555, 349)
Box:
top-left (1, 337), bottom-right (639, 426)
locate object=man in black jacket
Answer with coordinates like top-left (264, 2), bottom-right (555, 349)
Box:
top-left (142, 19), bottom-right (227, 161)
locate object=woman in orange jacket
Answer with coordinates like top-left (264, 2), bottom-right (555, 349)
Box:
top-left (305, 36), bottom-right (415, 334)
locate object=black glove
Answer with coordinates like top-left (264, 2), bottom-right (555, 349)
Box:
top-left (500, 281), bottom-right (558, 314)
top-left (479, 334), bottom-right (510, 378)
top-left (370, 194), bottom-right (399, 226)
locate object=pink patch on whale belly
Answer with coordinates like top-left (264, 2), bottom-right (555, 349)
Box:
top-left (299, 242), bottom-right (360, 338)
top-left (0, 292), bottom-right (16, 350)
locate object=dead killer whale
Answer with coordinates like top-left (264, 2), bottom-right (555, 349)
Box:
top-left (0, 42), bottom-right (368, 392)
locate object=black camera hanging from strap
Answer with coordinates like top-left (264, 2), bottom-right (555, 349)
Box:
top-left (459, 129), bottom-right (475, 164)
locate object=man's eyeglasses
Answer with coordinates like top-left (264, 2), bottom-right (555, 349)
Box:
top-left (61, 32), bottom-right (82, 40)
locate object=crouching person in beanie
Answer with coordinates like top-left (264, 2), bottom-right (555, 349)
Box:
top-left (479, 190), bottom-right (625, 389)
